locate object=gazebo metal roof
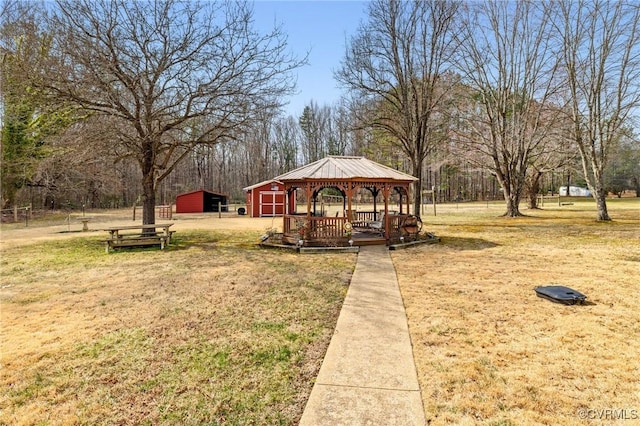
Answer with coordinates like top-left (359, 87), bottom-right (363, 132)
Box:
top-left (273, 156), bottom-right (417, 182)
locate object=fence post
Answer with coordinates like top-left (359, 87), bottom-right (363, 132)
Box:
top-left (432, 186), bottom-right (437, 217)
top-left (218, 202), bottom-right (222, 218)
top-left (13, 205), bottom-right (18, 222)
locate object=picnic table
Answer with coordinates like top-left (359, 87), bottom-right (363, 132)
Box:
top-left (103, 223), bottom-right (175, 253)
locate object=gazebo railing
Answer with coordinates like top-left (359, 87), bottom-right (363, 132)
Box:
top-left (309, 216), bottom-right (347, 239)
top-left (387, 214), bottom-right (406, 239)
top-left (283, 212), bottom-right (413, 245)
top-left (283, 214), bottom-right (305, 236)
top-left (284, 214), bottom-right (349, 242)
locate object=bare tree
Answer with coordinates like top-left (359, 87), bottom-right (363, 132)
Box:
top-left (331, 103), bottom-right (354, 156)
top-left (30, 117), bottom-right (125, 208)
top-left (454, 1), bottom-right (561, 216)
top-left (524, 130), bottom-right (577, 209)
top-left (272, 116), bottom-right (300, 174)
top-left (604, 128), bottom-right (639, 197)
top-left (555, 0), bottom-right (640, 221)
top-left (336, 0), bottom-right (461, 216)
top-left (43, 0), bottom-right (303, 224)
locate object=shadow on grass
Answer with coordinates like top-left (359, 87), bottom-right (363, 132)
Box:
top-left (169, 231), bottom-right (258, 252)
top-left (439, 236), bottom-right (499, 250)
top-left (536, 298), bottom-right (597, 307)
top-left (170, 237), bottom-right (219, 251)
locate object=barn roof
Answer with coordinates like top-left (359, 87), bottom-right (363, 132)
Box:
top-left (176, 189), bottom-right (228, 197)
top-left (242, 179), bottom-right (283, 192)
top-left (272, 156), bottom-right (417, 182)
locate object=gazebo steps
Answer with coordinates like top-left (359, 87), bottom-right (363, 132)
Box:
top-left (353, 238), bottom-right (387, 247)
top-left (352, 236), bottom-right (387, 246)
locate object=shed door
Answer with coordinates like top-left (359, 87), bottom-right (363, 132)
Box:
top-left (260, 191), bottom-right (284, 217)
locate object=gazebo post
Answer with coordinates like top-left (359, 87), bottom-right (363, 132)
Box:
top-left (282, 185), bottom-right (291, 235)
top-left (346, 185), bottom-right (353, 222)
top-left (383, 185), bottom-right (391, 238)
top-left (305, 183), bottom-right (312, 218)
top-left (372, 187), bottom-right (379, 219)
top-left (285, 189), bottom-right (290, 215)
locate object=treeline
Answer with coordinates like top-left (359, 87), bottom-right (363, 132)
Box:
top-left (2, 0), bottom-right (639, 220)
top-left (16, 100), bottom-right (638, 211)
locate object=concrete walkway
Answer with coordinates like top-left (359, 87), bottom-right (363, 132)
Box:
top-left (299, 245), bottom-right (425, 425)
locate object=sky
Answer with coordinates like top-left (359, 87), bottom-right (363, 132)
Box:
top-left (252, 1), bottom-right (368, 118)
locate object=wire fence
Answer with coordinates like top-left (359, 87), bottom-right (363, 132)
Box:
top-left (0, 206), bottom-right (33, 225)
top-left (1, 202), bottom-right (250, 228)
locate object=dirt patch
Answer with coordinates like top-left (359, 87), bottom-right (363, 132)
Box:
top-left (0, 210), bottom-right (282, 249)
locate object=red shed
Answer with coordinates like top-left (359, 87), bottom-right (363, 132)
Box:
top-left (175, 189), bottom-right (229, 213)
top-left (243, 180), bottom-right (294, 217)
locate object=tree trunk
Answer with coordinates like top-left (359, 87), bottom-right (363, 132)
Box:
top-left (413, 159), bottom-right (423, 218)
top-left (493, 161), bottom-right (526, 217)
top-left (497, 173), bottom-right (524, 217)
top-left (141, 144), bottom-right (156, 226)
top-left (526, 172), bottom-right (542, 209)
top-left (594, 186), bottom-right (611, 221)
top-left (142, 174), bottom-right (156, 226)
top-left (632, 176), bottom-right (640, 197)
top-left (503, 190), bottom-right (523, 217)
top-left (527, 189), bottom-right (538, 210)
top-left (580, 150), bottom-right (611, 222)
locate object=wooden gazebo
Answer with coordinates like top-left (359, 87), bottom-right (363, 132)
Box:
top-left (273, 156), bottom-right (420, 246)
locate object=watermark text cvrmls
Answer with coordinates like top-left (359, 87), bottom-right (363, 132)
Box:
top-left (577, 408), bottom-right (639, 420)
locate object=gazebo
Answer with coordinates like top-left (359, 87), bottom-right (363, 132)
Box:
top-left (273, 156), bottom-right (421, 246)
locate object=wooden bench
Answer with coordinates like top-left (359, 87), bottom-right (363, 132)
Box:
top-left (103, 223), bottom-right (174, 253)
top-left (105, 234), bottom-right (170, 252)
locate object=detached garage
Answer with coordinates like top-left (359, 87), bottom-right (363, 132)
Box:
top-left (175, 189), bottom-right (228, 213)
top-left (243, 180), bottom-right (294, 217)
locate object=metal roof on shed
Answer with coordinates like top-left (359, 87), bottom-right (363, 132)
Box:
top-left (272, 156), bottom-right (417, 182)
top-left (242, 179), bottom-right (283, 192)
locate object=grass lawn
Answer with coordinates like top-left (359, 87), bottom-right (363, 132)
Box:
top-left (393, 197), bottom-right (640, 425)
top-left (2, 198), bottom-right (638, 425)
top-left (0, 228), bottom-right (355, 425)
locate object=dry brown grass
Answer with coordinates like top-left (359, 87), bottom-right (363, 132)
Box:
top-left (0, 221), bottom-right (355, 425)
top-left (393, 198), bottom-right (640, 425)
top-left (2, 200), bottom-right (639, 425)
